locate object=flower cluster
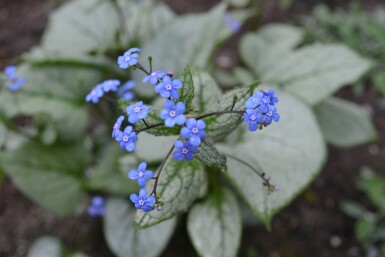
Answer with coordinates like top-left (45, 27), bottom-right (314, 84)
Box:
top-left (3, 65), bottom-right (26, 91)
top-left (128, 162), bottom-right (156, 212)
top-left (115, 47), bottom-right (209, 211)
top-left (86, 79), bottom-right (118, 103)
top-left (85, 47), bottom-right (280, 214)
top-left (243, 89), bottom-right (280, 131)
top-left (88, 196), bottom-right (105, 217)
top-left (85, 79), bottom-right (135, 103)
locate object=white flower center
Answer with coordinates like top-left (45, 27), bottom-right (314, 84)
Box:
top-left (166, 84), bottom-right (172, 90)
top-left (138, 171), bottom-right (144, 177)
top-left (123, 136), bottom-right (129, 142)
top-left (182, 148), bottom-right (188, 154)
top-left (139, 199), bottom-right (144, 205)
top-left (192, 127), bottom-right (198, 133)
top-left (134, 107), bottom-right (141, 113)
top-left (125, 56), bottom-right (130, 62)
top-left (169, 110), bottom-right (176, 117)
top-left (250, 115), bottom-right (256, 121)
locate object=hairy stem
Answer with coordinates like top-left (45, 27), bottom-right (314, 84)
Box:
top-left (151, 145), bottom-right (175, 197)
top-left (225, 153), bottom-right (274, 189)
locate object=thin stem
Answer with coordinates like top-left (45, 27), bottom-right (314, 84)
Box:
top-left (135, 109), bottom-right (245, 134)
top-left (196, 110), bottom-right (244, 120)
top-left (148, 56), bottom-right (153, 74)
top-left (134, 63), bottom-right (150, 76)
top-left (230, 96), bottom-right (238, 111)
top-left (225, 153), bottom-right (273, 188)
top-left (142, 119), bottom-right (149, 127)
top-left (136, 122), bottom-right (164, 134)
top-left (103, 95), bottom-right (117, 103)
top-left (150, 145), bottom-right (175, 197)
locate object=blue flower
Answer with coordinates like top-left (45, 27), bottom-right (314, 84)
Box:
top-left (173, 140), bottom-right (198, 161)
top-left (4, 65), bottom-right (26, 92)
top-left (259, 90), bottom-right (278, 113)
top-left (243, 109), bottom-right (263, 131)
top-left (100, 79), bottom-right (120, 92)
top-left (115, 126), bottom-right (138, 152)
top-left (85, 84), bottom-right (104, 103)
top-left (160, 100), bottom-right (186, 127)
top-left (112, 115), bottom-right (125, 138)
top-left (244, 89), bottom-right (279, 130)
top-left (117, 48), bottom-right (141, 69)
top-left (263, 105), bottom-right (280, 126)
top-left (126, 101), bottom-right (150, 124)
top-left (224, 12), bottom-right (241, 33)
top-left (4, 66), bottom-right (16, 80)
top-left (130, 188), bottom-right (156, 212)
top-left (142, 71), bottom-right (165, 85)
top-left (118, 80), bottom-right (135, 101)
top-left (128, 162), bottom-right (154, 187)
top-left (88, 196), bottom-right (105, 217)
top-left (154, 76), bottom-right (182, 99)
top-left (180, 118), bottom-right (206, 146)
top-left (245, 90), bottom-right (263, 110)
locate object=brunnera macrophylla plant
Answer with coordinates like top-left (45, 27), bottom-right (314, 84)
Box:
top-left (85, 47), bottom-right (280, 215)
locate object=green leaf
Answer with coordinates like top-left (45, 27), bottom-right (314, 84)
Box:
top-left (218, 89), bottom-right (326, 226)
top-left (341, 201), bottom-right (370, 220)
top-left (240, 24), bottom-right (371, 105)
top-left (179, 65), bottom-right (195, 110)
top-left (87, 143), bottom-right (137, 196)
top-left (192, 70), bottom-right (222, 113)
top-left (187, 189), bottom-right (241, 257)
top-left (136, 133), bottom-right (178, 162)
top-left (204, 83), bottom-right (258, 141)
top-left (355, 219), bottom-right (375, 242)
top-left (214, 69), bottom-right (239, 88)
top-left (117, 0), bottom-right (175, 44)
top-left (142, 3), bottom-right (227, 74)
top-left (0, 64), bottom-right (101, 141)
top-left (233, 67), bottom-right (256, 85)
top-left (1, 141), bottom-right (88, 215)
top-left (134, 109), bottom-right (180, 136)
top-left (314, 97), bottom-right (377, 147)
top-left (104, 198), bottom-right (176, 257)
top-left (240, 24), bottom-right (304, 77)
top-left (135, 158), bottom-right (207, 228)
top-left (25, 0), bottom-right (174, 66)
top-left (357, 168), bottom-right (385, 215)
top-left (194, 139), bottom-right (226, 168)
top-left (27, 236), bottom-right (61, 257)
top-left (28, 0), bottom-right (119, 62)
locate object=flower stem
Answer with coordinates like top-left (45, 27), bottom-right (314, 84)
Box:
top-left (150, 145), bottom-right (175, 197)
top-left (134, 63), bottom-right (150, 75)
top-left (135, 109), bottom-right (245, 134)
top-left (142, 119), bottom-right (149, 127)
top-left (225, 153), bottom-right (275, 191)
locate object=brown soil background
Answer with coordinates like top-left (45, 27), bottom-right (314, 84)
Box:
top-left (0, 0), bottom-right (384, 257)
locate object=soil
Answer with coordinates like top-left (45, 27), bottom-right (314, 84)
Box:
top-left (0, 0), bottom-right (384, 257)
